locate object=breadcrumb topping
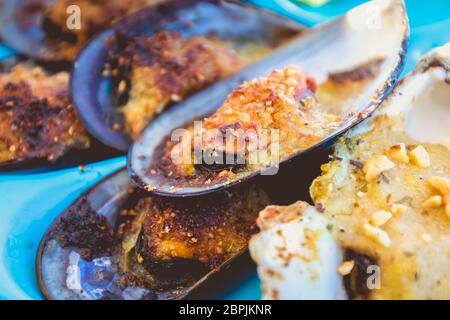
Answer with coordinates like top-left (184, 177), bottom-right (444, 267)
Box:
top-left (0, 65), bottom-right (90, 163)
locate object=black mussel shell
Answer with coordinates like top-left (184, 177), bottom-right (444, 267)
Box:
top-left (0, 0), bottom-right (55, 60)
top-left (37, 167), bottom-right (271, 300)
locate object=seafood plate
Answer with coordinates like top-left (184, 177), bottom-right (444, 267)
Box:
top-left (35, 0), bottom-right (412, 300)
top-left (1, 0), bottom-right (448, 302)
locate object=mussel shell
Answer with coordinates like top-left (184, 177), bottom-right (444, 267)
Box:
top-left (37, 167), bottom-right (266, 300)
top-left (345, 44), bottom-right (450, 146)
top-left (128, 0), bottom-right (409, 197)
top-left (0, 0), bottom-right (156, 63)
top-left (71, 0), bottom-right (305, 151)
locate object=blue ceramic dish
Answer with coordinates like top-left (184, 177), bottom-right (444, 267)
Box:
top-left (0, 0), bottom-right (449, 299)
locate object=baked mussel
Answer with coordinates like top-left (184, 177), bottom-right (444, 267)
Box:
top-left (71, 0), bottom-right (305, 150)
top-left (0, 0), bottom-right (162, 62)
top-left (249, 44), bottom-right (450, 300)
top-left (0, 63), bottom-right (90, 170)
top-left (0, 60), bottom-right (126, 171)
top-left (37, 167), bottom-right (271, 299)
top-left (128, 0), bottom-right (409, 198)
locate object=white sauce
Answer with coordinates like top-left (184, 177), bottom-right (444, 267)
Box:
top-left (249, 206), bottom-right (347, 300)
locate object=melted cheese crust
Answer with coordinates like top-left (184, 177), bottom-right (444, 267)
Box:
top-left (311, 113), bottom-right (450, 299)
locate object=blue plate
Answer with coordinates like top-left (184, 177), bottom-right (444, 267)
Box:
top-left (0, 0), bottom-right (449, 300)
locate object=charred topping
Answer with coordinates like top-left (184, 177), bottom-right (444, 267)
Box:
top-left (42, 16), bottom-right (78, 45)
top-left (1, 82), bottom-right (66, 149)
top-left (149, 134), bottom-right (241, 188)
top-left (106, 30), bottom-right (242, 138)
top-left (51, 197), bottom-right (114, 261)
top-left (119, 185), bottom-right (270, 288)
top-left (137, 189), bottom-right (265, 267)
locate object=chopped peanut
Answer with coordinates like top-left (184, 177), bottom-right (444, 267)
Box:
top-left (387, 143), bottom-right (409, 163)
top-left (370, 210), bottom-right (392, 227)
top-left (337, 260), bottom-right (355, 276)
top-left (422, 195), bottom-right (442, 209)
top-left (390, 203), bottom-right (408, 215)
top-left (363, 223), bottom-right (391, 247)
top-left (363, 155), bottom-right (395, 182)
top-left (408, 145), bottom-right (430, 168)
top-left (428, 176), bottom-right (450, 195)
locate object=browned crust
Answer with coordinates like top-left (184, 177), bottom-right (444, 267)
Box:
top-left (50, 196), bottom-right (114, 261)
top-left (123, 186), bottom-right (270, 270)
top-left (111, 31), bottom-right (243, 138)
top-left (148, 67), bottom-right (341, 188)
top-left (0, 65), bottom-right (90, 163)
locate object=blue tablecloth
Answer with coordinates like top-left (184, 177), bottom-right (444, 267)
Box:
top-left (0, 0), bottom-right (449, 300)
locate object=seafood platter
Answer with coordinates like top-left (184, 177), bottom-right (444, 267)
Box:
top-left (0, 0), bottom-right (448, 300)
